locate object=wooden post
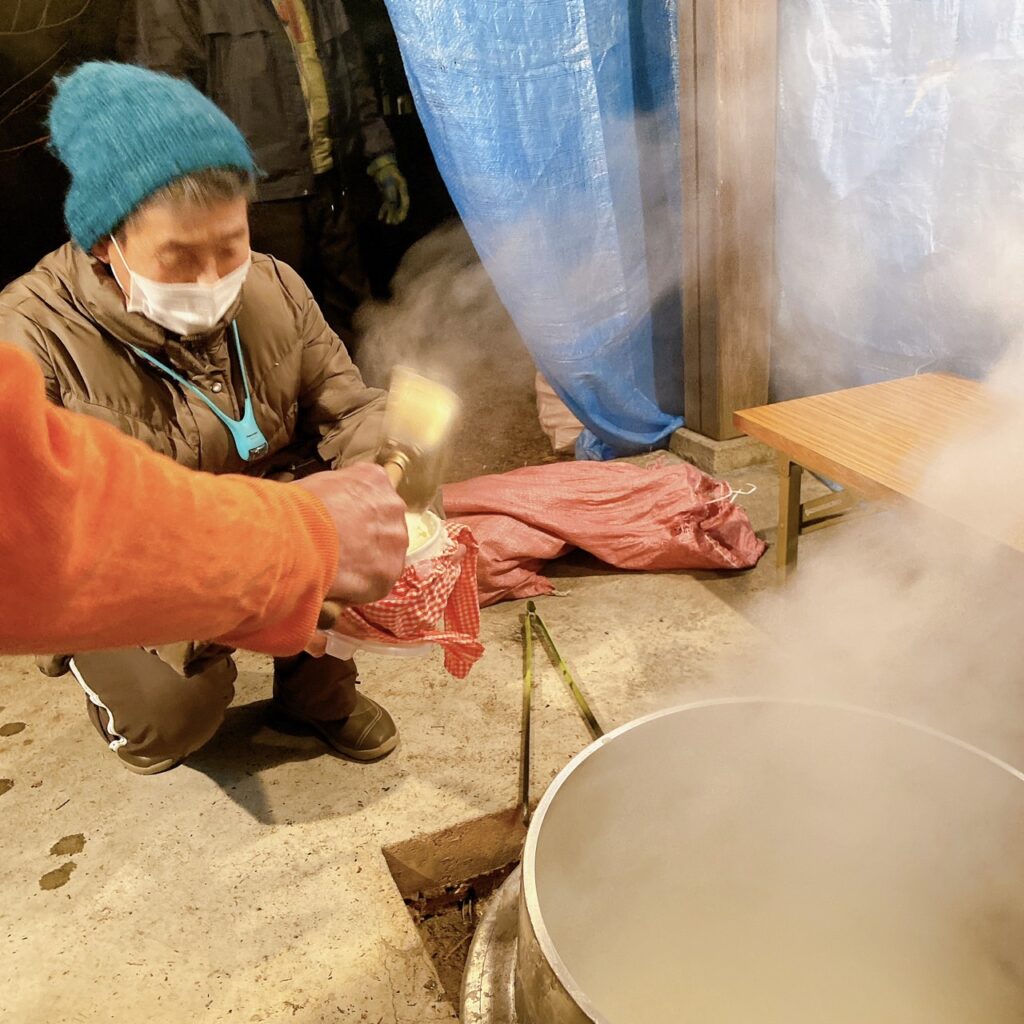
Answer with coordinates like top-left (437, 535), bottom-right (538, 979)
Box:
top-left (679, 0), bottom-right (778, 440)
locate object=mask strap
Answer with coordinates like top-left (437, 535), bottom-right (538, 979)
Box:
top-left (109, 234), bottom-right (128, 264)
top-left (108, 234), bottom-right (132, 296)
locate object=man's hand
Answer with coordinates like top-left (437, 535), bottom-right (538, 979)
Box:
top-left (294, 464), bottom-right (408, 606)
top-left (368, 153), bottom-right (410, 225)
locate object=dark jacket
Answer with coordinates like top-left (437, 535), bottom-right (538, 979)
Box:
top-left (117, 0), bottom-right (394, 203)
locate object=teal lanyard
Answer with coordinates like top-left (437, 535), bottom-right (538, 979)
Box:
top-left (128, 322), bottom-right (269, 461)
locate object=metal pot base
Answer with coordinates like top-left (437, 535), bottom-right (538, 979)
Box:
top-left (459, 865), bottom-right (521, 1024)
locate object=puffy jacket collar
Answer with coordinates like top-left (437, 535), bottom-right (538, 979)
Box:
top-left (69, 244), bottom-right (243, 353)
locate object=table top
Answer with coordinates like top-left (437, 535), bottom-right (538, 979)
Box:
top-left (734, 373), bottom-right (999, 502)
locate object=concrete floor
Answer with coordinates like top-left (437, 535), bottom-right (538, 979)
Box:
top-left (2, 456), bottom-right (826, 1023)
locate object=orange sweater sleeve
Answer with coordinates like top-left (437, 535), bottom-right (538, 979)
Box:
top-left (0, 343), bottom-right (339, 656)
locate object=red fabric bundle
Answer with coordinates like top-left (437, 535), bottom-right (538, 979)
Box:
top-left (442, 461), bottom-right (766, 607)
top-left (332, 523), bottom-right (484, 678)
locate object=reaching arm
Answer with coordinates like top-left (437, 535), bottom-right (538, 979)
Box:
top-left (0, 343), bottom-right (337, 656)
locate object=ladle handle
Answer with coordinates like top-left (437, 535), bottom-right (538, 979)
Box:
top-left (382, 458), bottom-right (404, 488)
top-left (316, 454), bottom-right (407, 633)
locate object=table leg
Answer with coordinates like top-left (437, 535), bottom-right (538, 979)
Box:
top-left (777, 454), bottom-right (802, 570)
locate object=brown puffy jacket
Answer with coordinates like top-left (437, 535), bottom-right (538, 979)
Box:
top-left (0, 243), bottom-right (385, 478)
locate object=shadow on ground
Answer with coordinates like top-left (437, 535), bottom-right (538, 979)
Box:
top-left (186, 699), bottom-right (391, 825)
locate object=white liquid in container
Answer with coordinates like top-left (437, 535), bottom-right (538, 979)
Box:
top-left (405, 511), bottom-right (435, 554)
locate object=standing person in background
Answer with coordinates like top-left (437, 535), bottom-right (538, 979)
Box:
top-left (118, 0), bottom-right (411, 350)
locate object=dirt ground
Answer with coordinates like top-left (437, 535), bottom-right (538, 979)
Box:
top-left (444, 341), bottom-right (565, 483)
top-left (411, 865), bottom-right (515, 1008)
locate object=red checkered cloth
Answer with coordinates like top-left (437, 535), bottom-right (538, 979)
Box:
top-left (332, 523), bottom-right (484, 678)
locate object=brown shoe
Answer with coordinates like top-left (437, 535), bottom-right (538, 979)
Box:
top-left (84, 698), bottom-right (179, 776)
top-left (275, 693), bottom-right (399, 762)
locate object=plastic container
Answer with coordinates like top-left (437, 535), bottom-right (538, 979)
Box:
top-left (324, 510), bottom-right (451, 660)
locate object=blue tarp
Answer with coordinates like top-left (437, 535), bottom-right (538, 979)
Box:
top-left (775, 0), bottom-right (1024, 399)
top-left (383, 0), bottom-right (684, 460)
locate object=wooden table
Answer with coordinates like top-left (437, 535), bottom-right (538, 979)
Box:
top-left (734, 373), bottom-right (1001, 568)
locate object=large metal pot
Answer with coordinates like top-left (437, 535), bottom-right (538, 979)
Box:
top-left (465, 699), bottom-right (1024, 1023)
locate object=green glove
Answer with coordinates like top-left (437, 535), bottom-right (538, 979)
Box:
top-left (368, 154), bottom-right (410, 226)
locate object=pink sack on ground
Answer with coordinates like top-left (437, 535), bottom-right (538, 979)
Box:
top-left (442, 461), bottom-right (766, 607)
top-left (332, 523), bottom-right (484, 678)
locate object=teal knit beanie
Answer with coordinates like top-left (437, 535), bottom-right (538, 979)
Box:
top-left (49, 62), bottom-right (256, 252)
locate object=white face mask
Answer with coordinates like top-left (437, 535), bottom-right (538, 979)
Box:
top-left (109, 235), bottom-right (251, 336)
